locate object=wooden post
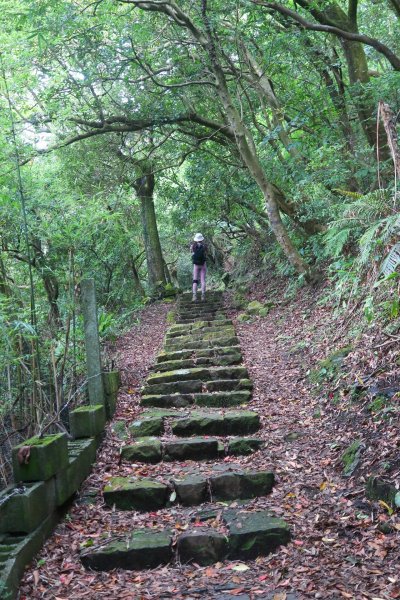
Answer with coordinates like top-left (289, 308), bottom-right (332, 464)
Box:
top-left (81, 279), bottom-right (105, 406)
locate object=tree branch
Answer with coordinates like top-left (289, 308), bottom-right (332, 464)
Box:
top-left (252, 1), bottom-right (400, 70)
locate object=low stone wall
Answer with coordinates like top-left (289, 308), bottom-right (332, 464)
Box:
top-left (0, 371), bottom-right (121, 600)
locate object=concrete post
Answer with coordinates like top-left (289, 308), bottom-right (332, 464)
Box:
top-left (81, 279), bottom-right (105, 406)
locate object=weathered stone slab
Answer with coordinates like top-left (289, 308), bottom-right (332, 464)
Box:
top-left (172, 475), bottom-right (208, 506)
top-left (224, 411), bottom-right (260, 435)
top-left (129, 416), bottom-right (163, 437)
top-left (210, 471), bottom-right (274, 501)
top-left (12, 434), bottom-right (68, 482)
top-left (143, 379), bottom-right (203, 396)
top-left (226, 511), bottom-right (291, 559)
top-left (55, 439), bottom-right (97, 506)
top-left (0, 481), bottom-right (55, 534)
top-left (70, 404), bottom-right (106, 439)
top-left (81, 530), bottom-right (173, 571)
top-left (171, 412), bottom-right (225, 436)
top-left (103, 477), bottom-right (168, 510)
top-left (195, 390), bottom-right (251, 407)
top-left (147, 367), bottom-right (212, 385)
top-left (164, 438), bottom-right (219, 461)
top-left (121, 439), bottom-right (162, 463)
top-left (204, 379), bottom-right (252, 392)
top-left (165, 337), bottom-right (238, 351)
top-left (141, 393), bottom-right (194, 408)
top-left (227, 438), bottom-right (263, 456)
top-left (167, 324), bottom-right (233, 338)
top-left (177, 529), bottom-right (228, 566)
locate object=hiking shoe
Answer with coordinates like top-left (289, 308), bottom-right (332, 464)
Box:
top-left (201, 294), bottom-right (206, 302)
top-left (192, 294), bottom-right (197, 302)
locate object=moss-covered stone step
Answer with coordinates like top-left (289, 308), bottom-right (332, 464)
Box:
top-left (171, 410), bottom-right (260, 436)
top-left (226, 510), bottom-right (291, 559)
top-left (141, 389), bottom-right (251, 408)
top-left (103, 477), bottom-right (169, 510)
top-left (81, 530), bottom-right (173, 571)
top-left (178, 304), bottom-right (222, 317)
top-left (81, 508), bottom-right (290, 571)
top-left (152, 352), bottom-right (243, 372)
top-left (176, 315), bottom-right (226, 325)
top-left (156, 346), bottom-right (242, 364)
top-left (121, 436), bottom-right (262, 464)
top-left (164, 336), bottom-right (239, 351)
top-left (122, 437), bottom-right (221, 463)
top-left (147, 366), bottom-right (248, 386)
top-left (103, 470), bottom-right (273, 510)
top-left (166, 326), bottom-right (235, 341)
top-left (129, 409), bottom-right (259, 438)
top-left (169, 320), bottom-right (233, 334)
top-left (142, 378), bottom-right (251, 398)
top-left (166, 331), bottom-right (236, 347)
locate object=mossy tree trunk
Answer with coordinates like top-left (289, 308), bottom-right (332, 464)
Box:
top-left (133, 168), bottom-right (167, 291)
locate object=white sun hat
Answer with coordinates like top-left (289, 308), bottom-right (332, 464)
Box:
top-left (194, 233), bottom-right (204, 242)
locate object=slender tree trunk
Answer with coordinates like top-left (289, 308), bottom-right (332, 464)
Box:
top-left (203, 34), bottom-right (311, 276)
top-left (42, 269), bottom-right (62, 328)
top-left (379, 100), bottom-right (400, 179)
top-left (242, 46), bottom-right (302, 161)
top-left (388, 0), bottom-right (400, 20)
top-left (129, 254), bottom-right (145, 297)
top-left (133, 168), bottom-right (167, 290)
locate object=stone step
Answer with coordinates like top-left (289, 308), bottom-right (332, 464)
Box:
top-left (179, 306), bottom-right (223, 316)
top-left (142, 378), bottom-right (252, 397)
top-left (165, 336), bottom-right (239, 351)
top-left (81, 508), bottom-right (290, 570)
top-left (129, 410), bottom-right (260, 438)
top-left (103, 470), bottom-right (273, 510)
top-left (166, 325), bottom-right (235, 339)
top-left (179, 290), bottom-right (223, 304)
top-left (120, 436), bottom-right (262, 463)
top-left (141, 389), bottom-right (251, 408)
top-left (156, 346), bottom-right (241, 363)
top-left (152, 352), bottom-right (242, 372)
top-left (166, 329), bottom-right (236, 345)
top-left (168, 319), bottom-right (233, 333)
top-left (147, 366), bottom-right (248, 385)
top-left (176, 316), bottom-right (226, 324)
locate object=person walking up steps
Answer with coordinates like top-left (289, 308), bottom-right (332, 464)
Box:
top-left (190, 233), bottom-right (207, 302)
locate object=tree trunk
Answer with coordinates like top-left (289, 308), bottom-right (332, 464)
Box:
top-left (202, 31), bottom-right (312, 276)
top-left (42, 269), bottom-right (62, 328)
top-left (379, 100), bottom-right (400, 179)
top-left (242, 46), bottom-right (302, 161)
top-left (133, 169), bottom-right (167, 291)
top-left (388, 0), bottom-right (400, 20)
top-left (297, 0), bottom-right (387, 151)
top-left (129, 254), bottom-right (145, 297)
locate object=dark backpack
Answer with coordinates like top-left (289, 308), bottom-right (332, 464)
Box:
top-left (192, 243), bottom-right (206, 265)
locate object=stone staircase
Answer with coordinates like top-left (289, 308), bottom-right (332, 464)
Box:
top-left (81, 292), bottom-right (290, 570)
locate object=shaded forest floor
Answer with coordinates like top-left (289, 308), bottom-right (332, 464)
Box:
top-left (19, 280), bottom-right (400, 599)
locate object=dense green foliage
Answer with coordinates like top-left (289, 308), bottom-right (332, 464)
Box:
top-left (0, 0), bottom-right (399, 484)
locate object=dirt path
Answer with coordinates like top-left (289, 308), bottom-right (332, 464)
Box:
top-left (19, 292), bottom-right (400, 599)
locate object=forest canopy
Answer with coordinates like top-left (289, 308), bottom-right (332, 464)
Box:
top-left (0, 0), bottom-right (399, 484)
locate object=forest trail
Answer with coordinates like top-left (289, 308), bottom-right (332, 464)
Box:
top-left (20, 292), bottom-right (399, 599)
